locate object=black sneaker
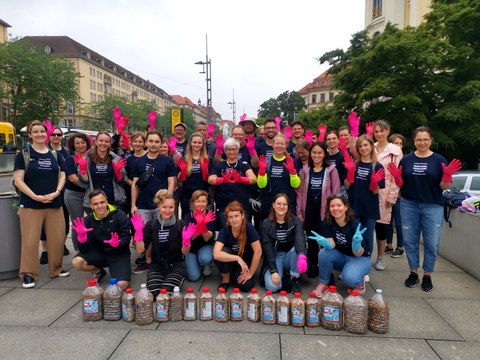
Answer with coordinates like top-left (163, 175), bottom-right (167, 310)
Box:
top-left (135, 253), bottom-right (146, 265)
top-left (94, 268), bottom-right (106, 284)
top-left (39, 251), bottom-right (48, 265)
top-left (307, 264), bottom-right (319, 279)
top-left (405, 272), bottom-right (419, 288)
top-left (63, 245), bottom-right (70, 256)
top-left (59, 269), bottom-right (70, 277)
top-left (391, 248), bottom-right (405, 258)
top-left (384, 246), bottom-right (394, 254)
top-left (22, 273), bottom-right (36, 288)
top-left (291, 277), bottom-right (301, 293)
top-left (421, 275), bottom-right (433, 292)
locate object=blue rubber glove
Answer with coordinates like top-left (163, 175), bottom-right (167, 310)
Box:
top-left (308, 231), bottom-right (333, 250)
top-left (352, 224), bottom-right (367, 253)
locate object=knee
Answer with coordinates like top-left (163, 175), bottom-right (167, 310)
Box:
top-left (238, 279), bottom-right (255, 293)
top-left (117, 280), bottom-right (129, 290)
top-left (265, 280), bottom-right (281, 293)
top-left (187, 271), bottom-right (201, 282)
top-left (72, 257), bottom-right (85, 270)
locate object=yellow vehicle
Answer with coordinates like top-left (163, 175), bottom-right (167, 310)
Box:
top-left (0, 122), bottom-right (17, 152)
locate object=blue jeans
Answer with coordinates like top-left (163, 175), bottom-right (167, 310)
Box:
top-left (185, 245), bottom-right (213, 281)
top-left (387, 198), bottom-right (404, 248)
top-left (318, 248), bottom-right (371, 288)
top-left (401, 198), bottom-right (444, 273)
top-left (264, 248), bottom-right (299, 292)
top-left (357, 217), bottom-right (376, 256)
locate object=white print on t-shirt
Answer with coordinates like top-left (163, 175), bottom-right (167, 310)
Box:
top-left (276, 228), bottom-right (288, 243)
top-left (231, 241), bottom-right (239, 255)
top-left (191, 161), bottom-right (200, 173)
top-left (412, 162), bottom-right (428, 176)
top-left (145, 163), bottom-right (153, 172)
top-left (271, 164), bottom-right (284, 178)
top-left (95, 163), bottom-right (108, 174)
top-left (310, 176), bottom-right (323, 190)
top-left (37, 158), bottom-right (53, 170)
top-left (265, 149), bottom-right (274, 160)
top-left (335, 230), bottom-right (347, 246)
top-left (157, 229), bottom-right (169, 244)
top-left (356, 167), bottom-right (370, 181)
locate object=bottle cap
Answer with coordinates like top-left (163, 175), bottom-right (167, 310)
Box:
top-left (187, 287), bottom-right (194, 293)
top-left (203, 287), bottom-right (210, 292)
top-left (309, 291), bottom-right (316, 298)
top-left (251, 288), bottom-right (258, 294)
top-left (376, 289), bottom-right (383, 294)
top-left (294, 292), bottom-right (301, 298)
top-left (173, 286), bottom-right (180, 293)
top-left (125, 288), bottom-right (132, 294)
top-left (88, 281), bottom-right (97, 287)
top-left (348, 289), bottom-right (358, 296)
top-left (266, 290), bottom-right (273, 295)
top-left (140, 284), bottom-right (146, 289)
top-left (233, 288), bottom-right (240, 293)
top-left (329, 285), bottom-right (337, 293)
top-left (280, 290), bottom-right (287, 296)
top-left (160, 288), bottom-right (167, 294)
top-left (109, 278), bottom-right (117, 285)
top-left (219, 288), bottom-right (226, 293)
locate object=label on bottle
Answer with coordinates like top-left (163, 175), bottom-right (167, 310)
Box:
top-left (122, 303), bottom-right (128, 318)
top-left (292, 307), bottom-right (303, 324)
top-left (202, 301), bottom-right (212, 318)
top-left (185, 302), bottom-right (195, 318)
top-left (231, 302), bottom-right (241, 319)
top-left (278, 306), bottom-right (288, 323)
top-left (215, 302), bottom-right (224, 318)
top-left (156, 302), bottom-right (167, 319)
top-left (263, 304), bottom-right (273, 321)
top-left (308, 307), bottom-right (319, 323)
top-left (83, 299), bottom-right (99, 314)
top-left (323, 305), bottom-right (340, 322)
top-left (248, 303), bottom-right (256, 320)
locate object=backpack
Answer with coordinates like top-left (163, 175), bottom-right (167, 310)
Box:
top-left (13, 148), bottom-right (58, 195)
top-left (443, 188), bottom-right (468, 228)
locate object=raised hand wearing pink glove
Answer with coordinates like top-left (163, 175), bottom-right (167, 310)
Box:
top-left (343, 154), bottom-right (356, 184)
top-left (168, 137), bottom-right (177, 153)
top-left (215, 133), bottom-right (224, 155)
top-left (365, 122), bottom-right (375, 138)
top-left (258, 155), bottom-right (268, 176)
top-left (122, 132), bottom-right (130, 149)
top-left (245, 134), bottom-right (257, 156)
top-left (230, 169), bottom-right (250, 184)
top-left (318, 124), bottom-right (327, 142)
top-left (239, 113), bottom-right (247, 123)
top-left (283, 156), bottom-right (297, 175)
top-left (369, 168), bottom-right (385, 191)
top-left (387, 163), bottom-right (403, 187)
top-left (112, 157), bottom-right (127, 180)
top-left (200, 158), bottom-right (209, 180)
top-left (284, 126), bottom-right (292, 140)
top-left (442, 159), bottom-right (462, 183)
top-left (348, 111), bottom-right (361, 137)
top-left (207, 123), bottom-right (215, 138)
top-left (117, 116), bottom-right (128, 133)
top-left (104, 232), bottom-right (120, 248)
top-left (131, 213), bottom-right (144, 242)
top-left (177, 158), bottom-right (187, 181)
top-left (296, 254), bottom-right (307, 274)
top-left (74, 153), bottom-right (88, 175)
top-left (113, 107), bottom-right (121, 128)
top-left (182, 223), bottom-right (197, 248)
top-left (87, 135), bottom-right (94, 147)
top-left (148, 110), bottom-right (156, 130)
top-left (275, 117), bottom-right (282, 132)
top-left (338, 137), bottom-right (348, 155)
top-left (305, 130), bottom-right (313, 145)
top-left (193, 209), bottom-right (207, 235)
top-left (71, 217), bottom-right (93, 243)
top-left (43, 119), bottom-right (55, 144)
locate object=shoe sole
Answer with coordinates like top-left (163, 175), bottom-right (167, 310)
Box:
top-left (374, 266), bottom-right (386, 271)
top-left (391, 254), bottom-right (404, 258)
top-left (132, 270), bottom-right (148, 275)
top-left (59, 272), bottom-right (70, 277)
top-left (405, 281), bottom-right (419, 288)
top-left (22, 283), bottom-right (35, 289)
top-left (421, 286), bottom-right (433, 292)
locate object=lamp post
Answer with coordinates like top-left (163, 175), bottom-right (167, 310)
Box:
top-left (195, 34), bottom-right (212, 123)
top-left (227, 88), bottom-right (236, 124)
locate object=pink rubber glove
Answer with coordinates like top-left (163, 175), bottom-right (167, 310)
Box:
top-left (215, 177), bottom-right (225, 185)
top-left (297, 254), bottom-right (307, 274)
top-left (366, 122), bottom-right (375, 138)
top-left (305, 130), bottom-right (313, 145)
top-left (369, 168), bottom-right (385, 191)
top-left (71, 217), bottom-right (93, 243)
top-left (239, 113), bottom-right (247, 123)
top-left (215, 134), bottom-right (224, 155)
top-left (348, 111), bottom-right (361, 137)
top-left (258, 155), bottom-right (268, 176)
top-left (177, 158), bottom-right (187, 181)
top-left (131, 213), bottom-right (144, 242)
top-left (200, 158), bottom-right (209, 181)
top-left (87, 135), bottom-right (94, 147)
top-left (318, 124), bottom-right (327, 142)
top-left (193, 209), bottom-right (208, 235)
top-left (117, 116), bottom-right (128, 133)
top-left (204, 210), bottom-right (216, 226)
top-left (387, 163), bottom-right (404, 187)
top-left (231, 169), bottom-right (250, 184)
top-left (122, 132), bottom-right (130, 149)
top-left (442, 159), bottom-right (462, 183)
top-left (182, 223), bottom-right (197, 247)
top-left (113, 107), bottom-right (121, 128)
top-left (104, 232), bottom-right (120, 248)
top-left (43, 120), bottom-right (54, 144)
top-left (74, 153), bottom-right (88, 175)
top-left (275, 117), bottom-right (282, 132)
top-left (207, 123), bottom-right (215, 138)
top-left (148, 110), bottom-right (156, 130)
top-left (283, 156), bottom-right (296, 175)
top-left (343, 154), bottom-right (356, 184)
top-left (284, 126), bottom-right (292, 140)
top-left (338, 137), bottom-right (348, 156)
top-left (112, 158), bottom-right (127, 181)
top-left (168, 137), bottom-right (177, 153)
top-left (245, 134), bottom-right (256, 156)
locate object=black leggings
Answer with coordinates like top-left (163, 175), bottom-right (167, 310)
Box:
top-left (214, 247), bottom-right (255, 292)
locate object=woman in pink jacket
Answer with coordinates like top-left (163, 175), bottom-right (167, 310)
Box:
top-left (372, 120), bottom-right (403, 271)
top-left (296, 141), bottom-right (341, 278)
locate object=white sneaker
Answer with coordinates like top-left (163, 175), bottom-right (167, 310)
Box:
top-left (374, 257), bottom-right (386, 271)
top-left (203, 266), bottom-right (212, 276)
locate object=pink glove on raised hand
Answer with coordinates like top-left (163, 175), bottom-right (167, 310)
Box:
top-left (168, 137), bottom-right (177, 153)
top-left (177, 158), bottom-right (187, 181)
top-left (215, 133), bottom-right (224, 155)
top-left (117, 116), bottom-right (128, 133)
top-left (305, 130), bottom-right (313, 145)
top-left (74, 153), bottom-right (88, 175)
top-left (258, 155), bottom-right (268, 176)
top-left (122, 132), bottom-right (130, 149)
top-left (348, 111), bottom-right (361, 137)
top-left (200, 158), bottom-right (209, 181)
top-left (182, 223), bottom-right (197, 248)
top-left (131, 213), bottom-right (145, 242)
top-left (239, 113), bottom-right (247, 123)
top-left (442, 159), bottom-right (462, 183)
top-left (369, 168), bottom-right (385, 191)
top-left (148, 111), bottom-right (157, 130)
top-left (104, 232), bottom-right (120, 248)
top-left (283, 156), bottom-right (296, 175)
top-left (343, 154), bottom-right (356, 184)
top-left (71, 217), bottom-right (93, 243)
top-left (207, 123), bottom-right (215, 138)
top-left (231, 169), bottom-right (250, 184)
top-left (275, 117), bottom-right (282, 132)
top-left (284, 126), bottom-right (292, 140)
top-left (43, 120), bottom-right (55, 144)
top-left (297, 254), bottom-right (307, 274)
top-left (338, 137), bottom-right (348, 155)
top-left (365, 122), bottom-right (375, 138)
top-left (113, 107), bottom-right (121, 128)
top-left (112, 158), bottom-right (127, 180)
top-left (193, 209), bottom-right (207, 235)
top-left (318, 124), bottom-right (327, 142)
top-left (87, 135), bottom-right (94, 147)
top-left (387, 163), bottom-right (403, 187)
top-left (245, 134), bottom-right (257, 156)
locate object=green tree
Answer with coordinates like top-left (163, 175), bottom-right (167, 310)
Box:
top-left (0, 41), bottom-right (80, 130)
top-left (257, 91), bottom-right (305, 124)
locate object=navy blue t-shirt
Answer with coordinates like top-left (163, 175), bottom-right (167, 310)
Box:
top-left (287, 141), bottom-right (297, 157)
top-left (308, 167), bottom-right (325, 197)
top-left (14, 148), bottom-right (66, 209)
top-left (89, 160), bottom-right (115, 203)
top-left (64, 155), bottom-right (86, 192)
top-left (132, 154), bottom-right (177, 209)
top-left (175, 140), bottom-right (188, 156)
top-left (181, 158), bottom-right (211, 195)
top-left (399, 152), bottom-right (447, 206)
top-left (217, 222), bottom-right (260, 257)
top-left (221, 145), bottom-right (252, 166)
top-left (322, 219), bottom-right (370, 257)
top-left (347, 161), bottom-right (385, 219)
top-left (183, 211), bottom-right (215, 254)
top-left (329, 151), bottom-right (346, 183)
top-left (255, 142), bottom-right (274, 161)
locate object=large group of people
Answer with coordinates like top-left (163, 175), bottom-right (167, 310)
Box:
top-left (13, 111), bottom-right (462, 296)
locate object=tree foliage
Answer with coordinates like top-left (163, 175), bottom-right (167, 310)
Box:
top-left (257, 90), bottom-right (305, 124)
top-left (0, 41), bottom-right (80, 130)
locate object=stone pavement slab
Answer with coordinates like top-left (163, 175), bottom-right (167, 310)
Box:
top-left (110, 329), bottom-right (281, 360)
top-left (0, 326), bottom-right (128, 360)
top-left (0, 288), bottom-right (13, 297)
top-left (281, 334), bottom-right (441, 359)
top-left (426, 299), bottom-right (480, 342)
top-left (427, 340), bottom-right (480, 360)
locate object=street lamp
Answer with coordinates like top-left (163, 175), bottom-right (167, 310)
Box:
top-left (195, 35), bottom-right (212, 123)
top-left (227, 88), bottom-right (236, 124)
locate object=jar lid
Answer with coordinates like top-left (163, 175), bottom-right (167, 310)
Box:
top-left (160, 288), bottom-right (167, 294)
top-left (203, 287), bottom-right (210, 292)
top-left (219, 288), bottom-right (226, 293)
top-left (187, 287), bottom-right (194, 293)
top-left (294, 292), bottom-right (301, 298)
top-left (125, 288), bottom-right (132, 294)
top-left (266, 290), bottom-right (273, 295)
top-left (233, 288), bottom-right (240, 293)
top-left (251, 288), bottom-right (258, 294)
top-left (280, 290), bottom-right (287, 296)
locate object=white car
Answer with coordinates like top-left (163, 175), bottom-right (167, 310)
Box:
top-left (451, 171), bottom-right (480, 196)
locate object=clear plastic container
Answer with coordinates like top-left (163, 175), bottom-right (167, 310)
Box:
top-left (184, 287), bottom-right (197, 321)
top-left (82, 280), bottom-right (103, 322)
top-left (261, 290), bottom-right (276, 325)
top-left (368, 289), bottom-right (389, 334)
top-left (344, 289), bottom-right (368, 334)
top-left (215, 288), bottom-right (229, 322)
top-left (103, 278), bottom-right (122, 321)
top-left (122, 288), bottom-right (135, 322)
top-left (247, 288), bottom-right (261, 322)
top-left (135, 283), bottom-right (154, 325)
top-left (291, 292), bottom-right (305, 327)
top-left (230, 288), bottom-right (244, 321)
top-left (155, 288), bottom-right (170, 322)
top-left (199, 287), bottom-right (213, 321)
top-left (306, 291), bottom-right (320, 327)
top-left (171, 286), bottom-right (184, 322)
top-left (276, 290), bottom-right (290, 326)
top-left (321, 285), bottom-right (344, 330)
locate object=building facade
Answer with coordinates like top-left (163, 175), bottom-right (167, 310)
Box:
top-left (298, 70), bottom-right (340, 111)
top-left (0, 19), bottom-right (11, 121)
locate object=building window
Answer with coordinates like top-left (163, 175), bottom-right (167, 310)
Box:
top-left (373, 0), bottom-right (383, 19)
top-left (329, 92), bottom-right (334, 102)
top-left (320, 93), bottom-right (326, 103)
top-left (312, 94), bottom-right (317, 104)
top-left (321, 80), bottom-right (326, 87)
top-left (66, 101), bottom-right (75, 114)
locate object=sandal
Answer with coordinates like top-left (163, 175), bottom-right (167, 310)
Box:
top-left (217, 282), bottom-right (230, 292)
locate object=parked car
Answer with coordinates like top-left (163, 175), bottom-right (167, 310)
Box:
top-left (451, 171), bottom-right (480, 196)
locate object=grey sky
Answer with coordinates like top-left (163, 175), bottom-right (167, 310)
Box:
top-left (2, 0), bottom-right (365, 122)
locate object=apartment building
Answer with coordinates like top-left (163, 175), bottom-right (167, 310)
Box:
top-left (171, 95), bottom-right (222, 124)
top-left (298, 70), bottom-right (340, 111)
top-left (0, 19), bottom-right (11, 121)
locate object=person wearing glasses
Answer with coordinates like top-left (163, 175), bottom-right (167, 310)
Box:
top-left (255, 118), bottom-right (278, 161)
